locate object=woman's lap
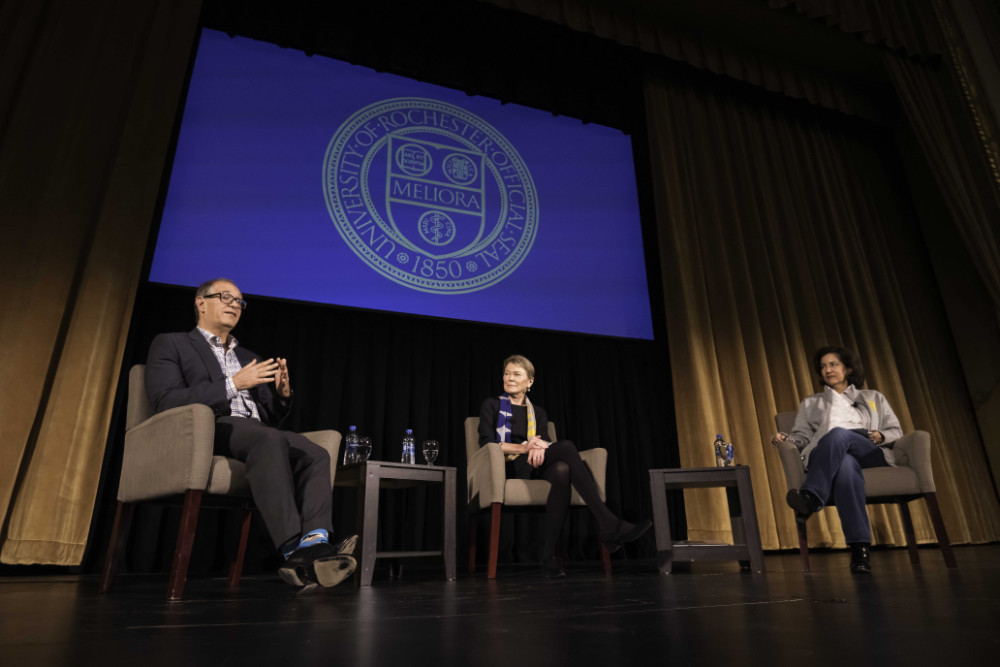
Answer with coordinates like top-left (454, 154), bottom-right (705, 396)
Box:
top-left (817, 427), bottom-right (889, 469)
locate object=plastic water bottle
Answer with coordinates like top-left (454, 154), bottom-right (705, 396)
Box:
top-left (725, 441), bottom-right (735, 467)
top-left (713, 434), bottom-right (727, 468)
top-left (401, 428), bottom-right (415, 464)
top-left (344, 425), bottom-right (359, 465)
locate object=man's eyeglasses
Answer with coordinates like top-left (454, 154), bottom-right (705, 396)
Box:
top-left (204, 292), bottom-right (248, 310)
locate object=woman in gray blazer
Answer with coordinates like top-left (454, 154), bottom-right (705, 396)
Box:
top-left (773, 346), bottom-right (902, 574)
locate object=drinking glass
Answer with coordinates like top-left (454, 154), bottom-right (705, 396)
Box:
top-left (356, 437), bottom-right (372, 462)
top-left (422, 440), bottom-right (439, 465)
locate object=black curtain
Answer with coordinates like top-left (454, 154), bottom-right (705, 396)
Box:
top-left (87, 282), bottom-right (678, 575)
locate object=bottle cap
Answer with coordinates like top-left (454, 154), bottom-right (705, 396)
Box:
top-left (406, 428), bottom-right (413, 435)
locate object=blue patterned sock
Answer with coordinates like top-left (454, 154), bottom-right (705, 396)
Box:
top-left (297, 528), bottom-right (329, 550)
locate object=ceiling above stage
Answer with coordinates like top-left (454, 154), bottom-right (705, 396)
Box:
top-left (624, 0), bottom-right (890, 84)
top-left (200, 0), bottom-right (924, 126)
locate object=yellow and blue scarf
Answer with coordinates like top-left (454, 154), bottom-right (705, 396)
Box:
top-left (496, 392), bottom-right (535, 461)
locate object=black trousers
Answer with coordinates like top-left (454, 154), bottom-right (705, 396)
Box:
top-left (214, 416), bottom-right (333, 549)
top-left (507, 440), bottom-right (617, 559)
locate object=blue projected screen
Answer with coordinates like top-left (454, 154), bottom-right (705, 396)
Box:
top-left (150, 29), bottom-right (654, 339)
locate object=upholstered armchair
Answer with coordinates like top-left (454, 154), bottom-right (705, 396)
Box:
top-left (100, 365), bottom-right (341, 599)
top-left (773, 411), bottom-right (956, 570)
top-left (464, 416), bottom-right (611, 578)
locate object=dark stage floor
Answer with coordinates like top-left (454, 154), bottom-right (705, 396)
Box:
top-left (3, 546), bottom-right (998, 666)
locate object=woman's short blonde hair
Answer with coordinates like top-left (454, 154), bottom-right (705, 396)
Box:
top-left (503, 354), bottom-right (535, 379)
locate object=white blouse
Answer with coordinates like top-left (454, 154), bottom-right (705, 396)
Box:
top-left (826, 385), bottom-right (866, 431)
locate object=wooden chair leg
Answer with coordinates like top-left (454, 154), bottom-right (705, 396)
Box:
top-left (923, 492), bottom-right (958, 568)
top-left (99, 501), bottom-right (133, 594)
top-left (227, 505), bottom-right (252, 589)
top-left (591, 515), bottom-right (611, 575)
top-left (468, 513), bottom-right (477, 574)
top-left (487, 502), bottom-right (501, 579)
top-left (796, 519), bottom-right (810, 572)
top-left (898, 501), bottom-right (920, 565)
top-left (167, 489), bottom-right (203, 601)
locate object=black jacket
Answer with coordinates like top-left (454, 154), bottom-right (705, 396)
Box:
top-left (144, 329), bottom-right (291, 426)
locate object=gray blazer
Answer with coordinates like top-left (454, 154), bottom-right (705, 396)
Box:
top-left (788, 385), bottom-right (903, 468)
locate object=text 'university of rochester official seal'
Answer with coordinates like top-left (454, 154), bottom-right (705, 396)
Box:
top-left (323, 98), bottom-right (538, 294)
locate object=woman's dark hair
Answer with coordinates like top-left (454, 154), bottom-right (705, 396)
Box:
top-left (813, 346), bottom-right (866, 388)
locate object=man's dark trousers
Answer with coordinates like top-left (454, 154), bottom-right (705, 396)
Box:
top-left (215, 416), bottom-right (333, 548)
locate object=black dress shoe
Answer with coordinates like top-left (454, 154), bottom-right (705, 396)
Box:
top-left (541, 557), bottom-right (566, 578)
top-left (279, 542), bottom-right (357, 588)
top-left (849, 543), bottom-right (872, 574)
top-left (311, 554), bottom-right (357, 588)
top-left (786, 488), bottom-right (822, 521)
top-left (333, 534), bottom-right (358, 556)
top-left (602, 519), bottom-right (653, 553)
top-left (278, 543), bottom-right (327, 587)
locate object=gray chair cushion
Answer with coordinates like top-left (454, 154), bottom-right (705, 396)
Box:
top-left (502, 479), bottom-right (589, 506)
top-left (205, 456), bottom-right (252, 496)
top-left (862, 465), bottom-right (921, 497)
top-left (774, 411), bottom-right (934, 497)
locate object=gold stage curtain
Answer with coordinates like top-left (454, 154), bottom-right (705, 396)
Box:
top-left (884, 42), bottom-right (1000, 516)
top-left (0, 0), bottom-right (201, 565)
top-left (643, 68), bottom-right (1000, 549)
top-left (885, 52), bottom-right (1000, 315)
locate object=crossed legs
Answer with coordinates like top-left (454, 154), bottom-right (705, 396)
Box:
top-left (800, 427), bottom-right (889, 544)
top-left (214, 416), bottom-right (333, 549)
top-left (538, 440), bottom-right (619, 560)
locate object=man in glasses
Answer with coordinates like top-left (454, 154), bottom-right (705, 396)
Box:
top-left (144, 278), bottom-right (356, 590)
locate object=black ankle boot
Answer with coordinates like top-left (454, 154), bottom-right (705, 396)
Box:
top-left (849, 543), bottom-right (872, 574)
top-left (786, 488), bottom-right (822, 520)
top-left (601, 519), bottom-right (652, 553)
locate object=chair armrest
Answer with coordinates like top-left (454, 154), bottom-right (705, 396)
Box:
top-left (300, 430), bottom-right (342, 489)
top-left (118, 404), bottom-right (216, 502)
top-left (467, 442), bottom-right (505, 508)
top-left (772, 435), bottom-right (806, 491)
top-left (579, 448), bottom-right (608, 503)
top-left (890, 430), bottom-right (935, 493)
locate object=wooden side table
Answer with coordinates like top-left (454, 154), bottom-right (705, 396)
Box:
top-left (648, 466), bottom-right (765, 574)
top-left (336, 461), bottom-right (457, 586)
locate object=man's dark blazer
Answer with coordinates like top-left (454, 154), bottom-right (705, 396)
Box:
top-left (145, 329), bottom-right (291, 427)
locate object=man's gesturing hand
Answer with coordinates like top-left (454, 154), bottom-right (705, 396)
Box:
top-left (232, 358), bottom-right (279, 391)
top-left (274, 357), bottom-right (291, 398)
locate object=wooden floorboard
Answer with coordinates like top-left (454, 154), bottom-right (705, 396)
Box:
top-left (2, 545), bottom-right (997, 666)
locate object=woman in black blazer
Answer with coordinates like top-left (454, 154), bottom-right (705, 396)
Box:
top-left (478, 354), bottom-right (650, 576)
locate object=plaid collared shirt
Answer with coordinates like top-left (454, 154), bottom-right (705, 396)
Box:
top-left (197, 327), bottom-right (261, 421)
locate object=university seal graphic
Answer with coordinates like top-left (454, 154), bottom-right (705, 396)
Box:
top-left (323, 98), bottom-right (538, 293)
